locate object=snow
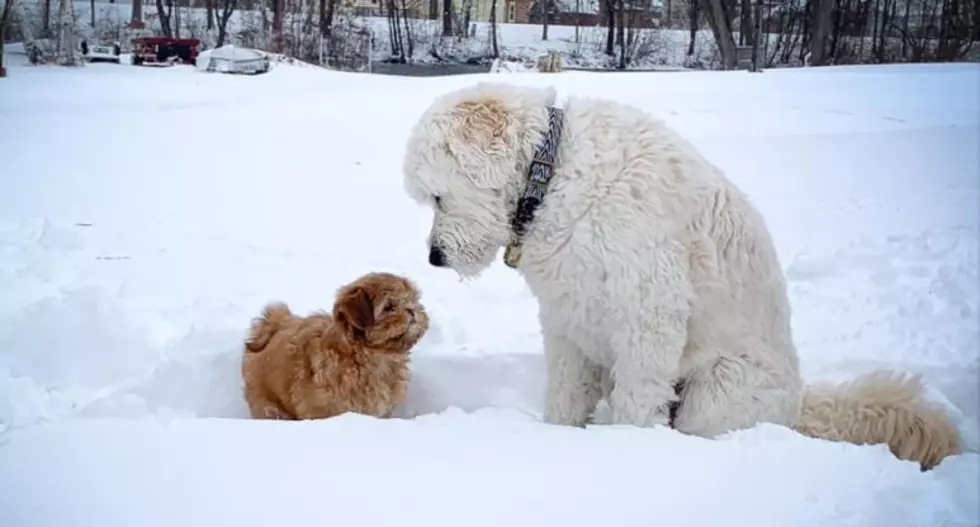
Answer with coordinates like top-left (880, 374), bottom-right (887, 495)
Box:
top-left (195, 44), bottom-right (270, 73)
top-left (1, 56), bottom-right (979, 526)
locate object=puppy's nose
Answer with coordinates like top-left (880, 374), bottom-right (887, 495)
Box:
top-left (428, 245), bottom-right (447, 267)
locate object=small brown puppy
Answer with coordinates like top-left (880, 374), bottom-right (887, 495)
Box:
top-left (241, 272), bottom-right (429, 420)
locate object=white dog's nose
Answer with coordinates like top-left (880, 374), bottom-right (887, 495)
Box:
top-left (428, 246), bottom-right (447, 267)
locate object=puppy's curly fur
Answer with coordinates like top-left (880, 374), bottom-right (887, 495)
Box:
top-left (241, 272), bottom-right (429, 420)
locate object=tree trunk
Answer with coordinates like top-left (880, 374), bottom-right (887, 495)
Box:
top-left (174, 1), bottom-right (181, 38)
top-left (739, 0), bottom-right (750, 45)
top-left (462, 0), bottom-right (472, 34)
top-left (57, 0), bottom-right (83, 66)
top-left (442, 0), bottom-right (452, 36)
top-left (900, 0), bottom-right (910, 58)
top-left (973, 0), bottom-right (980, 42)
top-left (156, 0), bottom-right (172, 37)
top-left (272, 0), bottom-right (284, 52)
top-left (700, 0), bottom-right (738, 68)
top-left (206, 0), bottom-right (215, 30)
top-left (750, 0), bottom-right (762, 69)
top-left (688, 0), bottom-right (698, 55)
top-left (318, 0), bottom-right (327, 35)
top-left (0, 0), bottom-right (13, 77)
top-left (90, 0), bottom-right (95, 27)
top-left (490, 0), bottom-right (499, 56)
top-left (216, 0), bottom-right (236, 47)
top-left (616, 0), bottom-right (625, 68)
top-left (808, 0), bottom-right (834, 65)
top-left (131, 0), bottom-right (142, 27)
top-left (604, 0), bottom-right (615, 55)
top-left (386, 0), bottom-right (404, 60)
top-left (828, 0), bottom-right (846, 58)
top-left (666, 0), bottom-right (672, 27)
top-left (574, 0), bottom-right (580, 41)
top-left (322, 0), bottom-right (336, 36)
top-left (542, 0), bottom-right (549, 40)
top-left (401, 0), bottom-right (415, 58)
top-left (43, 0), bottom-right (51, 35)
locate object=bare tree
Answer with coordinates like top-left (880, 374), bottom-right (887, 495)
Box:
top-left (0, 0), bottom-right (15, 77)
top-left (130, 0), bottom-right (143, 28)
top-left (384, 0), bottom-right (405, 60)
top-left (442, 0), bottom-right (452, 36)
top-left (527, 0), bottom-right (557, 40)
top-left (272, 0), bottom-right (284, 52)
top-left (399, 0), bottom-right (415, 59)
top-left (174, 0), bottom-right (182, 38)
top-left (206, 0), bottom-right (215, 30)
top-left (155, 0), bottom-right (172, 36)
top-left (90, 0), bottom-right (95, 26)
top-left (56, 0), bottom-right (83, 66)
top-left (489, 0), bottom-right (499, 56)
top-left (216, 0), bottom-right (238, 47)
top-left (542, 0), bottom-right (550, 39)
top-left (317, 0), bottom-right (337, 39)
top-left (616, 0), bottom-right (626, 67)
top-left (42, 0), bottom-right (52, 35)
top-left (687, 0), bottom-right (699, 55)
top-left (808, 0), bottom-right (834, 64)
top-left (699, 0), bottom-right (737, 68)
top-left (461, 0), bottom-right (473, 32)
top-left (574, 0), bottom-right (582, 41)
top-left (605, 0), bottom-right (616, 54)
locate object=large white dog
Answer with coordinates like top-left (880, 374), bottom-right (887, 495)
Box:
top-left (401, 81), bottom-right (963, 470)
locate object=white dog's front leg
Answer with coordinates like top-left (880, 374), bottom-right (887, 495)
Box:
top-left (542, 330), bottom-right (604, 427)
top-left (607, 250), bottom-right (692, 428)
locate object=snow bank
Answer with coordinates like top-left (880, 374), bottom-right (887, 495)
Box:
top-left (0, 58), bottom-right (978, 526)
top-left (1, 414), bottom-right (977, 527)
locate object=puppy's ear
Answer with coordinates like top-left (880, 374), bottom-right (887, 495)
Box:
top-left (334, 286), bottom-right (374, 339)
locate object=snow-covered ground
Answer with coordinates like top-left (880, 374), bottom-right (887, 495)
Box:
top-left (1, 56), bottom-right (979, 526)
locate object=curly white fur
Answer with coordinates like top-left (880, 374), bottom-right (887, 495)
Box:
top-left (401, 82), bottom-right (963, 470)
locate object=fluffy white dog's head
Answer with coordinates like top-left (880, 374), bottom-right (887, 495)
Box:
top-left (402, 82), bottom-right (557, 277)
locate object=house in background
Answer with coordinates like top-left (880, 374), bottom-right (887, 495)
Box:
top-left (459, 0), bottom-right (508, 22)
top-left (345, 0), bottom-right (506, 23)
top-left (346, 0), bottom-right (431, 18)
top-left (509, 0), bottom-right (662, 27)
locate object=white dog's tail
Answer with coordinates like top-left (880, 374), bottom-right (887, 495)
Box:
top-left (794, 369), bottom-right (963, 471)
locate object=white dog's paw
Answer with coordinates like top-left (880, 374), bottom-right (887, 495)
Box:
top-left (543, 389), bottom-right (594, 427)
top-left (608, 384), bottom-right (674, 428)
top-left (609, 404), bottom-right (671, 428)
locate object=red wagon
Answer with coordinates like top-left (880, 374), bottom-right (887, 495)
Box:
top-left (131, 37), bottom-right (201, 66)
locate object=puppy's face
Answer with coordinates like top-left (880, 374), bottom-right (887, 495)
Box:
top-left (403, 88), bottom-right (528, 278)
top-left (333, 272), bottom-right (429, 352)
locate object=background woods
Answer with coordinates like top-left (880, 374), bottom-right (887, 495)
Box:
top-left (0, 0), bottom-right (975, 74)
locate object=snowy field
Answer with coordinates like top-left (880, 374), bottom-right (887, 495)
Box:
top-left (1, 56), bottom-right (979, 526)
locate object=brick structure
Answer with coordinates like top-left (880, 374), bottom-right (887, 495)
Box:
top-left (504, 0), bottom-right (531, 23)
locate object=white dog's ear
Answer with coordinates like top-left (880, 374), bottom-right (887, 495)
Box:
top-left (446, 96), bottom-right (518, 189)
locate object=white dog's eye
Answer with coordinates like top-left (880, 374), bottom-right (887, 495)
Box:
top-left (433, 196), bottom-right (445, 211)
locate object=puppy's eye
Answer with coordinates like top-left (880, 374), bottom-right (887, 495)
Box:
top-left (433, 196), bottom-right (444, 211)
